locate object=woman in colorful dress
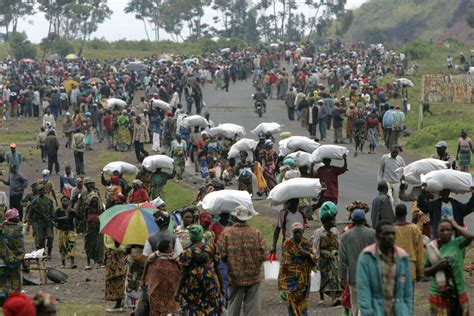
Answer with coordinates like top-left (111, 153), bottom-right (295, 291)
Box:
top-left (366, 109), bottom-right (381, 154)
top-left (279, 222), bottom-right (317, 316)
top-left (54, 196), bottom-right (77, 269)
top-left (171, 133), bottom-right (187, 181)
top-left (353, 111), bottom-right (367, 157)
top-left (143, 239), bottom-right (180, 316)
top-left (457, 129), bottom-right (473, 172)
top-left (311, 201), bottom-right (341, 306)
top-left (161, 112), bottom-right (175, 149)
top-left (176, 225), bottom-right (224, 316)
top-left (124, 245), bottom-right (146, 311)
top-left (115, 110), bottom-right (131, 151)
top-left (175, 208), bottom-right (196, 249)
top-left (258, 140), bottom-right (278, 194)
top-left (345, 104), bottom-right (357, 144)
top-left (424, 218), bottom-right (473, 315)
top-left (104, 235), bottom-right (127, 312)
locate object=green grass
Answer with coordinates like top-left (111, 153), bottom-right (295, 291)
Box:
top-left (248, 215), bottom-right (275, 246)
top-left (55, 303), bottom-right (106, 316)
top-left (162, 181), bottom-right (195, 210)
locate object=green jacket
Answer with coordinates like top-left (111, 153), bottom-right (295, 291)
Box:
top-left (356, 243), bottom-right (413, 316)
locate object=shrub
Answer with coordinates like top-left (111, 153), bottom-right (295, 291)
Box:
top-left (52, 37), bottom-right (74, 56)
top-left (403, 39), bottom-right (433, 60)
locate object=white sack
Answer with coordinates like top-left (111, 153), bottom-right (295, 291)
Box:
top-left (142, 155), bottom-right (174, 172)
top-left (228, 138), bottom-right (258, 159)
top-left (420, 169), bottom-right (473, 194)
top-left (279, 136), bottom-right (320, 156)
top-left (251, 122), bottom-right (283, 136)
top-left (208, 123), bottom-right (246, 139)
top-left (176, 113), bottom-right (187, 130)
top-left (107, 98), bottom-right (127, 109)
top-left (286, 151), bottom-right (312, 167)
top-left (311, 145), bottom-right (349, 163)
top-left (267, 177), bottom-right (322, 205)
top-left (182, 115), bottom-right (208, 128)
top-left (398, 158), bottom-right (449, 186)
top-left (152, 99), bottom-right (171, 112)
top-left (103, 161), bottom-right (138, 175)
top-left (197, 190), bottom-right (258, 215)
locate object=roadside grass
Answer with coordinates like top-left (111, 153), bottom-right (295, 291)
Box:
top-left (248, 215), bottom-right (275, 246)
top-left (55, 303), bottom-right (105, 316)
top-left (162, 180), bottom-right (195, 210)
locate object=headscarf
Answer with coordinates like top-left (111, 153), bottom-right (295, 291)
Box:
top-left (5, 208), bottom-right (19, 221)
top-left (320, 201), bottom-right (337, 220)
top-left (188, 225), bottom-right (204, 242)
top-left (283, 157), bottom-right (295, 167)
top-left (2, 292), bottom-right (36, 316)
top-left (199, 212), bottom-right (212, 228)
top-left (291, 222), bottom-right (304, 231)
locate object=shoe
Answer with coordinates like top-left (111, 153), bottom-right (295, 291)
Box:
top-left (84, 265), bottom-right (91, 270)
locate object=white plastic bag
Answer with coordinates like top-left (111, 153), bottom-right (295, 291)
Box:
top-left (208, 123), bottom-right (246, 139)
top-left (267, 177), bottom-right (322, 205)
top-left (251, 122), bottom-right (283, 136)
top-left (152, 99), bottom-right (171, 112)
top-left (310, 271), bottom-right (321, 292)
top-left (107, 98), bottom-right (127, 109)
top-left (286, 151), bottom-right (312, 167)
top-left (398, 158), bottom-right (449, 186)
top-left (142, 155), bottom-right (174, 172)
top-left (263, 260), bottom-right (280, 281)
top-left (420, 169), bottom-right (473, 194)
top-left (182, 115), bottom-right (208, 128)
top-left (310, 145), bottom-right (349, 163)
top-left (197, 190), bottom-right (258, 215)
top-left (228, 138), bottom-right (258, 159)
top-left (102, 161), bottom-right (138, 175)
top-left (279, 136), bottom-right (320, 156)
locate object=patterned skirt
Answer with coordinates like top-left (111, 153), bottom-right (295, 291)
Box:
top-left (0, 266), bottom-right (22, 299)
top-left (58, 230), bottom-right (77, 260)
top-left (429, 292), bottom-right (469, 316)
top-left (105, 248), bottom-right (126, 301)
top-left (458, 149), bottom-right (471, 168)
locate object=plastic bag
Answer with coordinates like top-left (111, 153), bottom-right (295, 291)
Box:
top-left (142, 155), bottom-right (174, 172)
top-left (208, 123), bottom-right (246, 139)
top-left (182, 115), bottom-right (208, 128)
top-left (103, 161), bottom-right (138, 175)
top-left (286, 151), bottom-right (312, 167)
top-left (107, 98), bottom-right (127, 109)
top-left (263, 253), bottom-right (280, 280)
top-left (397, 158), bottom-right (449, 186)
top-left (251, 122), bottom-right (284, 136)
top-left (310, 145), bottom-right (349, 163)
top-left (310, 271), bottom-right (321, 292)
top-left (255, 162), bottom-right (268, 191)
top-left (197, 190), bottom-right (258, 215)
top-left (267, 177), bottom-right (322, 205)
top-left (228, 138), bottom-right (258, 159)
top-left (279, 136), bottom-right (320, 156)
top-left (152, 99), bottom-right (171, 112)
top-left (420, 169), bottom-right (473, 194)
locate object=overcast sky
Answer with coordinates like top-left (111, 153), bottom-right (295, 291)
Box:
top-left (16, 0), bottom-right (367, 43)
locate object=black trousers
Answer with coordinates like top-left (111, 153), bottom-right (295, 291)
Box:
top-left (74, 151), bottom-right (84, 175)
top-left (134, 141), bottom-right (149, 161)
top-left (9, 194), bottom-right (23, 220)
top-left (47, 153), bottom-right (60, 174)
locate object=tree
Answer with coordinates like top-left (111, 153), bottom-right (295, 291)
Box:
top-left (306, 0), bottom-right (348, 36)
top-left (124, 0), bottom-right (156, 41)
top-left (9, 32), bottom-right (37, 59)
top-left (0, 0), bottom-right (35, 38)
top-left (159, 0), bottom-right (186, 41)
top-left (244, 9), bottom-right (260, 43)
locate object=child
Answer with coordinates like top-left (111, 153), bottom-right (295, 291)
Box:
top-left (54, 196), bottom-right (77, 269)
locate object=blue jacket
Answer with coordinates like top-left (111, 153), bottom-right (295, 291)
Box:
top-left (382, 109), bottom-right (394, 128)
top-left (356, 243), bottom-right (413, 316)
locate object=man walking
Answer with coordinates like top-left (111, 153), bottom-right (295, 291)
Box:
top-left (132, 116), bottom-right (150, 161)
top-left (390, 105), bottom-right (405, 148)
top-left (339, 209), bottom-right (376, 316)
top-left (394, 204), bottom-right (424, 283)
top-left (71, 128), bottom-right (85, 175)
top-left (313, 155), bottom-right (348, 205)
top-left (356, 221), bottom-right (413, 315)
top-left (30, 185), bottom-right (55, 258)
top-left (371, 181), bottom-right (394, 228)
top-left (378, 145), bottom-right (405, 208)
top-left (218, 206), bottom-right (266, 316)
top-left (45, 130), bottom-right (60, 174)
top-left (5, 143), bottom-right (22, 173)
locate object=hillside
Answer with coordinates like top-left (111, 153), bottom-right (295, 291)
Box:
top-left (346, 0), bottom-right (474, 43)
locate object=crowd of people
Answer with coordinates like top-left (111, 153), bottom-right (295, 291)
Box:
top-left (0, 41), bottom-right (473, 316)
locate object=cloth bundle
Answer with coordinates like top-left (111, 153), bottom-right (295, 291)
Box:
top-left (103, 161), bottom-right (138, 175)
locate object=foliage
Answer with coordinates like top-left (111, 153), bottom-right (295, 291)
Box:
top-left (467, 1), bottom-right (474, 28)
top-left (403, 39), bottom-right (433, 59)
top-left (9, 32), bottom-right (36, 59)
top-left (0, 0), bottom-right (35, 37)
top-left (52, 37), bottom-right (74, 56)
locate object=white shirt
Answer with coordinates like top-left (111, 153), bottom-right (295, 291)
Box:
top-left (143, 237), bottom-right (183, 257)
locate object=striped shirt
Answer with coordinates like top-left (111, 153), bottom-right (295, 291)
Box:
top-left (379, 247), bottom-right (396, 316)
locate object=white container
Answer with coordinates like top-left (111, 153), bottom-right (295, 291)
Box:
top-left (263, 260), bottom-right (280, 280)
top-left (310, 271), bottom-right (321, 292)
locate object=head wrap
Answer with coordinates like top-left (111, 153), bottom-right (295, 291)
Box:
top-left (291, 222), bottom-right (304, 231)
top-left (199, 212), bottom-right (212, 227)
top-left (283, 157), bottom-right (295, 167)
top-left (5, 208), bottom-right (19, 221)
top-left (188, 225), bottom-right (204, 242)
top-left (320, 201), bottom-right (337, 220)
top-left (2, 292), bottom-right (36, 316)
